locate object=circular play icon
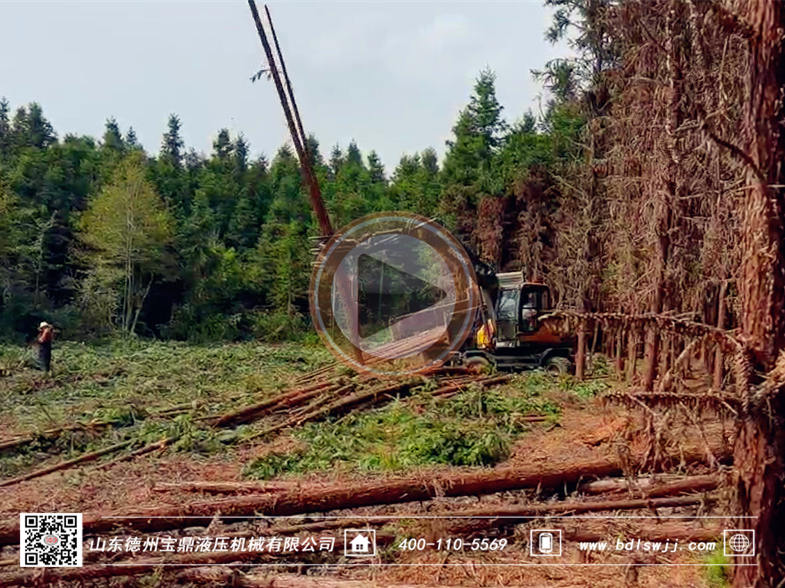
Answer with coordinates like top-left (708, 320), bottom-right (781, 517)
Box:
top-left (310, 212), bottom-right (480, 376)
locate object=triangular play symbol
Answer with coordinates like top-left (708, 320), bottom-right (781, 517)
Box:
top-left (356, 254), bottom-right (447, 339)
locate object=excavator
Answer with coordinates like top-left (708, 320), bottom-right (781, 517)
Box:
top-left (458, 266), bottom-right (575, 374)
top-left (248, 1), bottom-right (576, 375)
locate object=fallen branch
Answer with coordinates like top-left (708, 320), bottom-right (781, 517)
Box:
top-left (91, 438), bottom-right (174, 472)
top-left (294, 363), bottom-right (338, 384)
top-left (213, 380), bottom-right (342, 428)
top-left (0, 422), bottom-right (114, 453)
top-left (0, 440), bottom-right (133, 488)
top-left (0, 404), bottom-right (195, 454)
top-left (444, 494), bottom-right (713, 534)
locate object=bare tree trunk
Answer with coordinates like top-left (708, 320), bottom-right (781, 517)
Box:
top-left (644, 2), bottom-right (681, 390)
top-left (733, 2), bottom-right (785, 584)
top-left (615, 328), bottom-right (625, 380)
top-left (713, 280), bottom-right (728, 389)
top-left (626, 329), bottom-right (637, 383)
top-left (576, 318), bottom-right (586, 381)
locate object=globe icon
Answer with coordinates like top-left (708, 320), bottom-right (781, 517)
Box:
top-left (729, 533), bottom-right (751, 553)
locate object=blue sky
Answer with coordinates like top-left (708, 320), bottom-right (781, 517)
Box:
top-left (1, 1), bottom-right (572, 168)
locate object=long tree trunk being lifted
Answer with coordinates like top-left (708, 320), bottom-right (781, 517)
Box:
top-left (733, 1), bottom-right (785, 584)
top-left (247, 0), bottom-right (332, 237)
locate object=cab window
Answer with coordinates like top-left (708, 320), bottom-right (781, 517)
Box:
top-left (497, 289), bottom-right (519, 321)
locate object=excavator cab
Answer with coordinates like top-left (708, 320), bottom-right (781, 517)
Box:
top-left (461, 272), bottom-right (574, 374)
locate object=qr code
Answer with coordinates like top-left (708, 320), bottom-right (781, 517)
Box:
top-left (20, 513), bottom-right (83, 567)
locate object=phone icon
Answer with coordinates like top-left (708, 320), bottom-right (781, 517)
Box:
top-left (530, 529), bottom-right (562, 557)
top-left (539, 532), bottom-right (553, 553)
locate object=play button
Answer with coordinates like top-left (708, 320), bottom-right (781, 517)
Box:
top-left (310, 212), bottom-right (480, 376)
top-left (356, 254), bottom-right (447, 339)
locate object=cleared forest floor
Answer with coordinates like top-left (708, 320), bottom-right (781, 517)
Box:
top-left (0, 341), bottom-right (734, 587)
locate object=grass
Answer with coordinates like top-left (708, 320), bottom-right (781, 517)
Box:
top-left (0, 338), bottom-right (332, 477)
top-left (0, 339), bottom-right (331, 432)
top-left (1, 339), bottom-right (586, 482)
top-left (244, 372), bottom-right (562, 479)
top-left (703, 548), bottom-right (731, 588)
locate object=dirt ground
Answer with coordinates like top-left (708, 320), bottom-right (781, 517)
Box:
top-left (0, 394), bottom-right (734, 587)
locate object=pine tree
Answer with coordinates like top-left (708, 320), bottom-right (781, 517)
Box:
top-left (161, 114), bottom-right (184, 167)
top-left (418, 148), bottom-right (441, 217)
top-left (305, 135), bottom-right (324, 167)
top-left (329, 145), bottom-right (343, 178)
top-left (226, 195), bottom-right (258, 250)
top-left (345, 141), bottom-right (364, 168)
top-left (0, 98), bottom-right (10, 158)
top-left (26, 103), bottom-right (56, 149)
top-left (10, 103), bottom-right (56, 150)
top-left (467, 68), bottom-right (507, 151)
top-left (213, 129), bottom-right (232, 161)
top-left (102, 117), bottom-right (125, 152)
top-left (125, 127), bottom-right (140, 149)
top-left (233, 135), bottom-right (249, 171)
top-left (181, 190), bottom-right (217, 259)
top-left (367, 150), bottom-right (386, 184)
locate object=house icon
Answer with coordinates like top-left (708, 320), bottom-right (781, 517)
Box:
top-left (350, 534), bottom-right (370, 553)
top-left (343, 529), bottom-right (377, 557)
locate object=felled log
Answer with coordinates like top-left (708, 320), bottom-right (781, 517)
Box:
top-left (443, 494), bottom-right (712, 534)
top-left (91, 438), bottom-right (173, 472)
top-left (0, 445), bottom-right (728, 545)
top-left (151, 480), bottom-right (300, 494)
top-left (579, 474), bottom-right (719, 497)
top-left (245, 379), bottom-right (420, 441)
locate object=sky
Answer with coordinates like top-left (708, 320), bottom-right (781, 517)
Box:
top-left (0, 1), bottom-right (572, 169)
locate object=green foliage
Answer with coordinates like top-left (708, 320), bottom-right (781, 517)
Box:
top-left (250, 311), bottom-right (308, 343)
top-left (0, 340), bottom-right (333, 473)
top-left (703, 548), bottom-right (731, 588)
top-left (77, 152), bottom-right (174, 334)
top-left (557, 373), bottom-right (610, 398)
top-left (0, 67), bottom-right (583, 342)
top-left (244, 373), bottom-right (560, 479)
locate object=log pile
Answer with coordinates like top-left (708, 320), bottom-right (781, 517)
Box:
top-left (0, 445), bottom-right (729, 546)
top-left (0, 460), bottom-right (729, 586)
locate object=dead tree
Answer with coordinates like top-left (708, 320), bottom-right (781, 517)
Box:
top-left (731, 1), bottom-right (785, 584)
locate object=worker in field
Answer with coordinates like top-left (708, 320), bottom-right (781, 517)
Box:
top-left (34, 321), bottom-right (54, 372)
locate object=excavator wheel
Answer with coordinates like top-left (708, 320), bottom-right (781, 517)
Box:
top-left (544, 356), bottom-right (571, 375)
top-left (464, 356), bottom-right (491, 373)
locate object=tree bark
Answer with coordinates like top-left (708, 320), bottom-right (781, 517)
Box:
top-left (733, 1), bottom-right (785, 584)
top-left (576, 318), bottom-right (587, 380)
top-left (713, 280), bottom-right (728, 390)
